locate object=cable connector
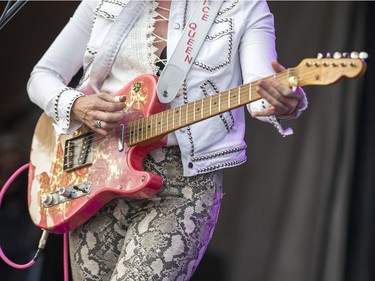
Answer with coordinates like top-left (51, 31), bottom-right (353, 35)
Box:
top-left (32, 230), bottom-right (49, 261)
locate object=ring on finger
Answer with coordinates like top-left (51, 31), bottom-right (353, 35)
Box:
top-left (95, 120), bottom-right (103, 129)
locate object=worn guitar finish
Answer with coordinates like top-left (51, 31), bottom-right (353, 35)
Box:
top-left (28, 56), bottom-right (367, 233)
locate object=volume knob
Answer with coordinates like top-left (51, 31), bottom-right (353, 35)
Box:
top-left (42, 194), bottom-right (54, 207)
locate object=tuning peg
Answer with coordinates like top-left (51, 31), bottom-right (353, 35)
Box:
top-left (342, 52), bottom-right (350, 58)
top-left (326, 52), bottom-right (333, 58)
top-left (350, 52), bottom-right (359, 59)
top-left (359, 52), bottom-right (369, 60)
top-left (333, 52), bottom-right (342, 59)
top-left (317, 53), bottom-right (324, 59)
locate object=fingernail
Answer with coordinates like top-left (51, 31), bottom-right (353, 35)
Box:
top-left (115, 96), bottom-right (126, 102)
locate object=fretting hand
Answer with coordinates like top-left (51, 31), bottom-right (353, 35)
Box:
top-left (252, 60), bottom-right (304, 118)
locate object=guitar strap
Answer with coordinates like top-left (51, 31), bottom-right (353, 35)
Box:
top-left (156, 0), bottom-right (224, 103)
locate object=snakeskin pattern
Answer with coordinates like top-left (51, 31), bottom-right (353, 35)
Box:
top-left (69, 146), bottom-right (223, 281)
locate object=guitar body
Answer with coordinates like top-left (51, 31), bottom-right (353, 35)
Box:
top-left (28, 75), bottom-right (167, 233)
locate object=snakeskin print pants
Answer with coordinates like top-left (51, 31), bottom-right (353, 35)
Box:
top-left (69, 146), bottom-right (223, 281)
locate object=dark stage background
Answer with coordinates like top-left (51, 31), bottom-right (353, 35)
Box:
top-left (0, 1), bottom-right (373, 281)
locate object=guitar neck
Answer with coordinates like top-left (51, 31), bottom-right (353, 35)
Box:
top-left (125, 54), bottom-right (367, 147)
top-left (125, 71), bottom-right (290, 146)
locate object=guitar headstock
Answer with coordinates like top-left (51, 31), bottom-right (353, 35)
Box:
top-left (294, 52), bottom-right (368, 87)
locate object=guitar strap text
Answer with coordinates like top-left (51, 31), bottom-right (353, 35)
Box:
top-left (157, 0), bottom-right (224, 103)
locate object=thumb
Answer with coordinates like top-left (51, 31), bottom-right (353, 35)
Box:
top-left (271, 60), bottom-right (286, 73)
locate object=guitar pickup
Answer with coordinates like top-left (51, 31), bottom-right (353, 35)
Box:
top-left (41, 181), bottom-right (92, 208)
top-left (63, 132), bottom-right (94, 171)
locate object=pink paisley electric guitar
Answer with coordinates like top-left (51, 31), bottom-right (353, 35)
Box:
top-left (28, 53), bottom-right (367, 233)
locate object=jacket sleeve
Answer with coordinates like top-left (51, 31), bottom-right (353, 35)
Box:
top-left (239, 0), bottom-right (307, 136)
top-left (27, 0), bottom-right (98, 134)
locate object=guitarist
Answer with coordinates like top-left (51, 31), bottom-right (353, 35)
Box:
top-left (27, 0), bottom-right (307, 280)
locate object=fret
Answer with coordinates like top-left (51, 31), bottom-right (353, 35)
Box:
top-left (169, 109), bottom-right (173, 130)
top-left (228, 90), bottom-right (231, 109)
top-left (201, 99), bottom-right (204, 120)
top-left (149, 115), bottom-right (152, 138)
top-left (140, 116), bottom-right (144, 141)
top-left (238, 86), bottom-right (241, 105)
top-left (186, 103), bottom-right (189, 126)
top-left (172, 109), bottom-right (175, 130)
top-left (218, 93), bottom-right (221, 112)
top-left (154, 114), bottom-right (158, 137)
top-left (166, 110), bottom-right (169, 132)
top-left (231, 89), bottom-right (236, 107)
top-left (138, 119), bottom-right (142, 142)
top-left (142, 119), bottom-right (146, 141)
top-left (161, 111), bottom-right (164, 134)
top-left (249, 83), bottom-right (252, 102)
top-left (139, 119), bottom-right (143, 142)
top-left (136, 119), bottom-right (140, 143)
top-left (129, 123), bottom-right (132, 145)
top-left (132, 121), bottom-right (136, 145)
top-left (171, 110), bottom-right (174, 130)
top-left (193, 101), bottom-right (196, 122)
top-left (153, 116), bottom-right (155, 137)
top-left (180, 105), bottom-right (185, 128)
top-left (145, 116), bottom-right (148, 139)
top-left (173, 109), bottom-right (175, 131)
top-left (133, 121), bottom-right (137, 144)
top-left (212, 95), bottom-right (218, 115)
top-left (141, 119), bottom-right (144, 142)
top-left (155, 114), bottom-right (159, 136)
top-left (128, 122), bottom-right (132, 145)
top-left (178, 106), bottom-right (182, 127)
top-left (160, 112), bottom-right (164, 134)
top-left (209, 96), bottom-right (212, 116)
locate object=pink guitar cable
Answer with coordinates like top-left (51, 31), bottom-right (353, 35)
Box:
top-left (0, 163), bottom-right (70, 281)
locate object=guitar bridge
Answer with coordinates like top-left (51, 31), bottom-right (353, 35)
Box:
top-left (41, 181), bottom-right (92, 208)
top-left (63, 132), bottom-right (94, 171)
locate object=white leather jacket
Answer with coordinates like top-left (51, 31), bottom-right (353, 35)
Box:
top-left (27, 0), bottom-right (307, 176)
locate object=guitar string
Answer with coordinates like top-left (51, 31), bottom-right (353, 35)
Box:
top-left (68, 64), bottom-right (357, 149)
top-left (65, 62), bottom-right (361, 150)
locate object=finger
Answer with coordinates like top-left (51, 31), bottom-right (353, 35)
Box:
top-left (98, 92), bottom-right (126, 104)
top-left (93, 119), bottom-right (119, 130)
top-left (259, 79), bottom-right (289, 98)
top-left (266, 79), bottom-right (303, 100)
top-left (89, 120), bottom-right (119, 136)
top-left (271, 60), bottom-right (286, 73)
top-left (96, 93), bottom-right (127, 112)
top-left (256, 82), bottom-right (295, 115)
top-left (72, 94), bottom-right (124, 123)
top-left (114, 95), bottom-right (126, 103)
top-left (257, 80), bottom-right (285, 106)
top-left (251, 106), bottom-right (276, 117)
top-left (94, 110), bottom-right (127, 123)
